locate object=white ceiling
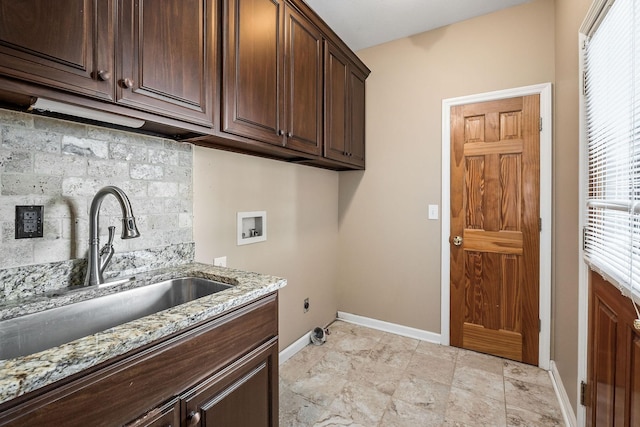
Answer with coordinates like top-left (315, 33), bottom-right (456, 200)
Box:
top-left (304, 0), bottom-right (531, 51)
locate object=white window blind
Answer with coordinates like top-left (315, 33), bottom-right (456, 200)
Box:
top-left (584, 0), bottom-right (640, 300)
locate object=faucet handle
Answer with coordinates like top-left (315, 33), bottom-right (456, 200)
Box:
top-left (106, 226), bottom-right (116, 246)
top-left (100, 226), bottom-right (116, 256)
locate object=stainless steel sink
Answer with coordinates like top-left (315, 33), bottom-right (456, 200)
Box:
top-left (0, 277), bottom-right (232, 360)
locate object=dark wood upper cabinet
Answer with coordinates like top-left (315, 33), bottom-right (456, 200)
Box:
top-left (324, 40), bottom-right (366, 168)
top-left (0, 0), bottom-right (368, 169)
top-left (118, 0), bottom-right (215, 127)
top-left (283, 4), bottom-right (323, 156)
top-left (222, 0), bottom-right (282, 144)
top-left (348, 67), bottom-right (366, 167)
top-left (0, 0), bottom-right (114, 101)
top-left (0, 0), bottom-right (214, 127)
top-left (222, 0), bottom-right (323, 156)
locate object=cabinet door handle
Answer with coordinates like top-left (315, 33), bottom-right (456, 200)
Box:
top-left (97, 70), bottom-right (111, 81)
top-left (277, 130), bottom-right (284, 136)
top-left (187, 411), bottom-right (201, 426)
top-left (120, 78), bottom-right (134, 89)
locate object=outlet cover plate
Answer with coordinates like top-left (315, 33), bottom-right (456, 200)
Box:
top-left (15, 205), bottom-right (44, 239)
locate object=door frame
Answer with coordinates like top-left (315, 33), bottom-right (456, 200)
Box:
top-left (440, 83), bottom-right (553, 369)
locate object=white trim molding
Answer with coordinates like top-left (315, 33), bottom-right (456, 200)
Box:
top-left (441, 83), bottom-right (553, 370)
top-left (576, 29), bottom-right (589, 427)
top-left (550, 361), bottom-right (578, 427)
top-left (337, 311), bottom-right (441, 343)
top-left (279, 330), bottom-right (312, 365)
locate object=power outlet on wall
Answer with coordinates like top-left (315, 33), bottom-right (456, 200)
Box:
top-left (15, 206), bottom-right (44, 239)
top-left (303, 298), bottom-right (310, 313)
top-left (213, 256), bottom-right (227, 267)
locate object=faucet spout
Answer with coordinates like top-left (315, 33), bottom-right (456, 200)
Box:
top-left (84, 186), bottom-right (140, 287)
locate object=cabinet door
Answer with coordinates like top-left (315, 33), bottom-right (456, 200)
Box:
top-left (324, 41), bottom-right (366, 168)
top-left (324, 41), bottom-right (350, 164)
top-left (118, 0), bottom-right (214, 127)
top-left (182, 339), bottom-right (278, 427)
top-left (348, 67), bottom-right (366, 168)
top-left (222, 0), bottom-right (283, 145)
top-left (0, 0), bottom-right (114, 100)
top-left (282, 4), bottom-right (322, 156)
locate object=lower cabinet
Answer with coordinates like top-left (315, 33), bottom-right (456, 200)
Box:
top-left (0, 293), bottom-right (279, 427)
top-left (182, 340), bottom-right (278, 427)
top-left (127, 339), bottom-right (278, 427)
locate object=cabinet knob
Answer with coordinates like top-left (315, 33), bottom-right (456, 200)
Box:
top-left (287, 132), bottom-right (293, 138)
top-left (277, 130), bottom-right (284, 136)
top-left (97, 70), bottom-right (111, 81)
top-left (187, 411), bottom-right (201, 426)
top-left (120, 78), bottom-right (134, 89)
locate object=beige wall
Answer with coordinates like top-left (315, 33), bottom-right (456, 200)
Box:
top-left (338, 0), bottom-right (555, 332)
top-left (192, 148), bottom-right (339, 348)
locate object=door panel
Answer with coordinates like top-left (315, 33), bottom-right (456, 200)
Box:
top-left (592, 296), bottom-right (617, 427)
top-left (222, 0), bottom-right (282, 144)
top-left (283, 4), bottom-right (322, 155)
top-left (324, 42), bottom-right (348, 162)
top-left (587, 272), bottom-right (640, 427)
top-left (450, 95), bottom-right (540, 365)
top-left (0, 0), bottom-right (114, 100)
top-left (118, 0), bottom-right (214, 126)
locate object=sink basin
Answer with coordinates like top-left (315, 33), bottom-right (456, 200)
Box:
top-left (0, 277), bottom-right (232, 360)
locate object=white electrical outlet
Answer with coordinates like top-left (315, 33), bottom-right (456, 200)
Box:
top-left (213, 256), bottom-right (227, 267)
top-left (428, 204), bottom-right (439, 220)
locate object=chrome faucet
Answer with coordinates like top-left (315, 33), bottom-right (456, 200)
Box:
top-left (84, 186), bottom-right (140, 287)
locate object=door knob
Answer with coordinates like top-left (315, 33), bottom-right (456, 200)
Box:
top-left (96, 70), bottom-right (111, 81)
top-left (120, 78), bottom-right (134, 89)
top-left (187, 411), bottom-right (201, 426)
top-left (452, 236), bottom-right (463, 246)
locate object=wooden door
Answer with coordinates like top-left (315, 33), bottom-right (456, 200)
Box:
top-left (282, 4), bottom-right (322, 156)
top-left (450, 95), bottom-right (540, 365)
top-left (586, 272), bottom-right (640, 427)
top-left (0, 0), bottom-right (114, 100)
top-left (118, 0), bottom-right (214, 127)
top-left (222, 0), bottom-right (283, 145)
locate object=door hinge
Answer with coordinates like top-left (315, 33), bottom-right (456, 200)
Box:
top-left (539, 318), bottom-right (541, 332)
top-left (580, 381), bottom-right (589, 406)
top-left (582, 226), bottom-right (588, 251)
top-left (539, 217), bottom-right (542, 232)
top-left (539, 117), bottom-right (542, 132)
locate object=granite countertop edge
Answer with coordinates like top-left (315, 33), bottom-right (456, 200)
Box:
top-left (0, 262), bottom-right (287, 405)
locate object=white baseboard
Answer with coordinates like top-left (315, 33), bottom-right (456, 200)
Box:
top-left (337, 311), bottom-right (441, 343)
top-left (279, 330), bottom-right (311, 365)
top-left (549, 360), bottom-right (577, 427)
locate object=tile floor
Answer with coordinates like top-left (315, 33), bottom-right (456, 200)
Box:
top-left (279, 320), bottom-right (565, 426)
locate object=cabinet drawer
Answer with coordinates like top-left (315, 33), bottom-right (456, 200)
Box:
top-left (0, 293), bottom-right (278, 427)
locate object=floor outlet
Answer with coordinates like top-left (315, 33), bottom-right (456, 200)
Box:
top-left (213, 256), bottom-right (227, 267)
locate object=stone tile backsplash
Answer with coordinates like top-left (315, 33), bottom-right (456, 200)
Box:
top-left (0, 108), bottom-right (195, 301)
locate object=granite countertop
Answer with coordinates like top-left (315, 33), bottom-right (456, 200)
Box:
top-left (0, 262), bottom-right (286, 405)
